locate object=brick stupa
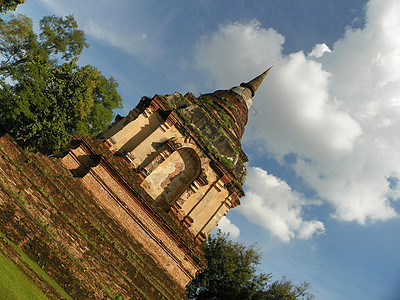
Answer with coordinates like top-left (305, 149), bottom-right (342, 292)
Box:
top-left (0, 68), bottom-right (271, 299)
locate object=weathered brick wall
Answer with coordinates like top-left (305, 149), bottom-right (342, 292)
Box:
top-left (0, 134), bottom-right (191, 299)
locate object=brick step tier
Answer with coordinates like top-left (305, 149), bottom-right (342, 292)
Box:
top-left (0, 135), bottom-right (187, 300)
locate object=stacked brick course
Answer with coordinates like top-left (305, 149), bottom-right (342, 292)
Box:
top-left (0, 134), bottom-right (195, 299)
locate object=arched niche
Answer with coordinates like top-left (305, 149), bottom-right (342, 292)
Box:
top-left (141, 147), bottom-right (201, 210)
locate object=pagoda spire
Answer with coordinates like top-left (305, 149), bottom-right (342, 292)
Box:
top-left (229, 65), bottom-right (273, 109)
top-left (240, 65), bottom-right (273, 97)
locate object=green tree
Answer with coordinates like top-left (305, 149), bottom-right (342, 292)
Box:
top-left (264, 277), bottom-right (312, 300)
top-left (0, 14), bottom-right (88, 73)
top-left (0, 0), bottom-right (25, 13)
top-left (186, 231), bottom-right (313, 300)
top-left (0, 14), bottom-right (122, 153)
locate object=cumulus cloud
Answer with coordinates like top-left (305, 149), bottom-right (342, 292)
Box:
top-left (195, 0), bottom-right (400, 239)
top-left (239, 167), bottom-right (325, 242)
top-left (297, 0), bottom-right (400, 223)
top-left (257, 51), bottom-right (362, 163)
top-left (217, 216), bottom-right (240, 239)
top-left (308, 43), bottom-right (332, 58)
top-left (195, 20), bottom-right (284, 88)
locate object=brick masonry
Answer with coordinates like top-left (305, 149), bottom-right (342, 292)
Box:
top-left (0, 134), bottom-right (202, 299)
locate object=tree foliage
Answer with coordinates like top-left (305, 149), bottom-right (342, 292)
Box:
top-left (186, 231), bottom-right (314, 300)
top-left (0, 0), bottom-right (25, 13)
top-left (0, 14), bottom-right (122, 153)
top-left (0, 14), bottom-right (88, 73)
top-left (39, 15), bottom-right (88, 61)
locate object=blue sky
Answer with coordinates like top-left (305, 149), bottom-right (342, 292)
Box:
top-left (15, 1), bottom-right (400, 299)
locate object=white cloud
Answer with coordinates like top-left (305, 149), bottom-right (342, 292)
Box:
top-left (195, 0), bottom-right (400, 239)
top-left (217, 216), bottom-right (240, 239)
top-left (239, 167), bottom-right (325, 242)
top-left (256, 51), bottom-right (362, 163)
top-left (195, 20), bottom-right (283, 88)
top-left (298, 220), bottom-right (325, 240)
top-left (308, 43), bottom-right (332, 58)
top-left (298, 0), bottom-right (400, 223)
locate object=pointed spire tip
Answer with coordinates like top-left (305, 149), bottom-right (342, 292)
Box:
top-left (240, 65), bottom-right (273, 97)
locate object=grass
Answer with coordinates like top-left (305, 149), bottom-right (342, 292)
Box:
top-left (0, 232), bottom-right (72, 300)
top-left (0, 251), bottom-right (48, 300)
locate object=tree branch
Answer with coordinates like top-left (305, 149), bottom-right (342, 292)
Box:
top-left (0, 47), bottom-right (20, 70)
